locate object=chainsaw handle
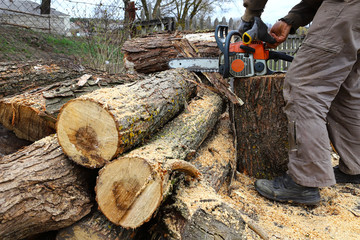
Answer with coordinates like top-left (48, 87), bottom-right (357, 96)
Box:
top-left (221, 30), bottom-right (242, 78)
top-left (268, 51), bottom-right (294, 62)
top-left (215, 25), bottom-right (228, 53)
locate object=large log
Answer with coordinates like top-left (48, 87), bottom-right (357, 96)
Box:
top-left (145, 113), bottom-right (248, 239)
top-left (43, 72), bottom-right (142, 118)
top-left (0, 60), bottom-right (82, 98)
top-left (57, 69), bottom-right (197, 168)
top-left (154, 181), bottom-right (247, 240)
top-left (231, 74), bottom-right (288, 178)
top-left (0, 73), bottom-right (139, 142)
top-left (0, 135), bottom-right (94, 240)
top-left (122, 33), bottom-right (244, 106)
top-left (95, 88), bottom-right (224, 229)
top-left (122, 33), bottom-right (219, 74)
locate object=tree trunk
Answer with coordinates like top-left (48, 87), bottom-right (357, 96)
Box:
top-left (40, 0), bottom-right (51, 14)
top-left (95, 88), bottom-right (224, 229)
top-left (154, 182), bottom-right (246, 240)
top-left (147, 113), bottom-right (247, 239)
top-left (122, 33), bottom-right (219, 74)
top-left (43, 72), bottom-right (142, 117)
top-left (0, 135), bottom-right (94, 240)
top-left (231, 74), bottom-right (289, 178)
top-left (57, 69), bottom-right (197, 169)
top-left (0, 73), bottom-right (140, 142)
top-left (0, 61), bottom-right (82, 98)
top-left (122, 33), bottom-right (244, 106)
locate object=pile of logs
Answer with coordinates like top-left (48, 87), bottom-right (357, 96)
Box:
top-left (0, 32), bottom-right (288, 240)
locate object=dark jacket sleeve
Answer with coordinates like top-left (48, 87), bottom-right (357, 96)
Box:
top-left (281, 0), bottom-right (323, 33)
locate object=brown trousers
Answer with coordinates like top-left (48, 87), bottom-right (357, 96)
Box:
top-left (284, 0), bottom-right (360, 187)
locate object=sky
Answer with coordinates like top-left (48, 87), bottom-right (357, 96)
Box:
top-left (213, 0), bottom-right (301, 25)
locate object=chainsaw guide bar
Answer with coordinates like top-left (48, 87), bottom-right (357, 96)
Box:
top-left (168, 58), bottom-right (219, 73)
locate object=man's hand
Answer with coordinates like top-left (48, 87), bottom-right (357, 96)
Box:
top-left (238, 18), bottom-right (253, 36)
top-left (267, 20), bottom-right (292, 48)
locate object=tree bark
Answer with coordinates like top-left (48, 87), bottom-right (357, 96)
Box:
top-left (231, 74), bottom-right (288, 178)
top-left (0, 61), bottom-right (82, 98)
top-left (95, 88), bottom-right (224, 229)
top-left (0, 73), bottom-right (140, 142)
top-left (0, 135), bottom-right (94, 240)
top-left (56, 210), bottom-right (138, 240)
top-left (57, 69), bottom-right (197, 169)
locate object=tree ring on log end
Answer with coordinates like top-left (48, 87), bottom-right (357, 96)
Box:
top-left (96, 157), bottom-right (163, 228)
top-left (57, 99), bottom-right (118, 168)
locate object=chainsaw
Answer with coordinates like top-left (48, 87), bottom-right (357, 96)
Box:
top-left (169, 25), bottom-right (294, 78)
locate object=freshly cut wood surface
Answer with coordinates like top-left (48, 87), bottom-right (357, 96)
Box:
top-left (57, 69), bottom-right (196, 168)
top-left (0, 135), bottom-right (93, 240)
top-left (95, 88), bottom-right (224, 228)
top-left (231, 74), bottom-right (288, 178)
top-left (0, 88), bottom-right (56, 142)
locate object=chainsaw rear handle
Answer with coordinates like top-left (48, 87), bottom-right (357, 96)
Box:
top-left (215, 25), bottom-right (228, 53)
top-left (221, 30), bottom-right (242, 78)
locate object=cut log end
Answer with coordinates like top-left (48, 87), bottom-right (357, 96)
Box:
top-left (57, 99), bottom-right (119, 168)
top-left (96, 157), bottom-right (163, 229)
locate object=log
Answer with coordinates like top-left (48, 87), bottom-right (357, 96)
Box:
top-left (0, 73), bottom-right (139, 142)
top-left (0, 88), bottom-right (56, 142)
top-left (153, 181), bottom-right (247, 240)
top-left (0, 60), bottom-right (82, 98)
top-left (231, 74), bottom-right (288, 178)
top-left (43, 72), bottom-right (142, 118)
top-left (146, 114), bottom-right (248, 239)
top-left (56, 69), bottom-right (197, 168)
top-left (0, 135), bottom-right (94, 240)
top-left (95, 88), bottom-right (224, 229)
top-left (121, 33), bottom-right (219, 74)
top-left (122, 33), bottom-right (244, 106)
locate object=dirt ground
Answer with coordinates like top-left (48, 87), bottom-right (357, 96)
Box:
top-left (201, 112), bottom-right (360, 240)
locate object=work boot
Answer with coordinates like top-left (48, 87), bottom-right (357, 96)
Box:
top-left (255, 174), bottom-right (320, 205)
top-left (334, 166), bottom-right (360, 184)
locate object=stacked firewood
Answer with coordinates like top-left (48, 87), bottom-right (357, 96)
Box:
top-left (0, 32), bottom-right (287, 240)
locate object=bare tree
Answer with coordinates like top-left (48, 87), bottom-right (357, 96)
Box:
top-left (40, 0), bottom-right (51, 14)
top-left (138, 0), bottom-right (227, 27)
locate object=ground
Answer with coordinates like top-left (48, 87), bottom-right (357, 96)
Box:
top-left (200, 113), bottom-right (360, 240)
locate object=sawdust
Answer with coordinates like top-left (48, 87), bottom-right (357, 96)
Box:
top-left (198, 112), bottom-right (360, 240)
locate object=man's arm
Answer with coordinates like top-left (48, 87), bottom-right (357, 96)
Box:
top-left (242, 0), bottom-right (268, 22)
top-left (281, 0), bottom-right (322, 34)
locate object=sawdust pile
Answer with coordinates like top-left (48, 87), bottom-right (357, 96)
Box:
top-left (197, 112), bottom-right (360, 240)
